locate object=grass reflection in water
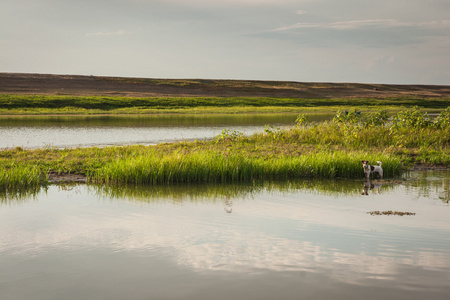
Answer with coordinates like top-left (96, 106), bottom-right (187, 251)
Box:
top-left (2, 170), bottom-right (450, 206)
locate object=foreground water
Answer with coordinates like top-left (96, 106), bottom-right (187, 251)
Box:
top-left (1, 171), bottom-right (449, 300)
top-left (0, 113), bottom-right (333, 149)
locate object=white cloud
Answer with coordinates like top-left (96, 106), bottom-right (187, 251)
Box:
top-left (273, 19), bottom-right (450, 32)
top-left (86, 30), bottom-right (128, 37)
top-left (296, 10), bottom-right (307, 15)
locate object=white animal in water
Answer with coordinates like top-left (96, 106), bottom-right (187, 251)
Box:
top-left (361, 160), bottom-right (383, 179)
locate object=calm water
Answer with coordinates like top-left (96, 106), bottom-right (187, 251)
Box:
top-left (0, 113), bottom-right (333, 149)
top-left (1, 171), bottom-right (449, 300)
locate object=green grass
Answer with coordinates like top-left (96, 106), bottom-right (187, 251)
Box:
top-left (0, 94), bottom-right (449, 115)
top-left (0, 164), bottom-right (47, 190)
top-left (93, 150), bottom-right (402, 184)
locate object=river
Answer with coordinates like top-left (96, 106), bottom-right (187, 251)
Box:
top-left (0, 113), bottom-right (333, 149)
top-left (1, 171), bottom-right (449, 300)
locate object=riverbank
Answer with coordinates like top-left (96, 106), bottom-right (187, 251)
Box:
top-left (2, 108), bottom-right (449, 190)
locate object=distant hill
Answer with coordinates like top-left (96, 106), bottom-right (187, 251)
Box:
top-left (1, 73), bottom-right (449, 99)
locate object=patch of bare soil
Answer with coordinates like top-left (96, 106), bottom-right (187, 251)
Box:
top-left (367, 210), bottom-right (416, 216)
top-left (1, 73), bottom-right (450, 98)
top-left (47, 172), bottom-right (86, 184)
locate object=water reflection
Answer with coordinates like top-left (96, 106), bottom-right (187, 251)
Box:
top-left (0, 185), bottom-right (44, 205)
top-left (0, 113), bottom-right (334, 127)
top-left (4, 172), bottom-right (450, 204)
top-left (224, 194), bottom-right (233, 213)
top-left (1, 172), bottom-right (449, 300)
top-left (361, 179), bottom-right (383, 195)
top-left (406, 170), bottom-right (450, 203)
top-left (0, 113), bottom-right (334, 149)
top-left (94, 179), bottom-right (372, 204)
top-left (3, 110), bottom-right (443, 150)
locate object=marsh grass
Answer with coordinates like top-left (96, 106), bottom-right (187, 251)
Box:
top-left (0, 164), bottom-right (47, 190)
top-left (93, 150), bottom-right (403, 184)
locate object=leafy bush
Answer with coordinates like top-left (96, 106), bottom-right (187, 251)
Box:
top-left (215, 129), bottom-right (244, 142)
top-left (295, 114), bottom-right (307, 126)
top-left (391, 106), bottom-right (433, 130)
top-left (362, 109), bottom-right (389, 127)
top-left (332, 108), bottom-right (361, 124)
top-left (434, 107), bottom-right (450, 129)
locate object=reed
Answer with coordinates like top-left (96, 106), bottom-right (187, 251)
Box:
top-left (0, 165), bottom-right (47, 190)
top-left (93, 150), bottom-right (403, 185)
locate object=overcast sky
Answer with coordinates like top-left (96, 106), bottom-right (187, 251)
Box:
top-left (1, 0), bottom-right (450, 84)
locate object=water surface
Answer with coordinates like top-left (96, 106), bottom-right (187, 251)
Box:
top-left (0, 113), bottom-right (333, 149)
top-left (1, 171), bottom-right (449, 299)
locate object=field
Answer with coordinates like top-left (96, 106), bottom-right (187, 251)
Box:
top-left (1, 73), bottom-right (449, 115)
top-left (2, 73), bottom-right (450, 99)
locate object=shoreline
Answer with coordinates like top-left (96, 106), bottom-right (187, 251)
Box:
top-left (46, 164), bottom-right (450, 184)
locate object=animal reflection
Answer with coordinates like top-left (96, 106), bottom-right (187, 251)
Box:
top-left (362, 180), bottom-right (383, 195)
top-left (224, 195), bottom-right (233, 213)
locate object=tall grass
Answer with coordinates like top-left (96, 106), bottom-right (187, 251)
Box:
top-left (0, 165), bottom-right (47, 190)
top-left (93, 151), bottom-right (403, 184)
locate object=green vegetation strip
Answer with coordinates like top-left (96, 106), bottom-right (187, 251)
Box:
top-left (1, 95), bottom-right (449, 115)
top-left (1, 107), bottom-right (450, 191)
top-left (94, 151), bottom-right (402, 184)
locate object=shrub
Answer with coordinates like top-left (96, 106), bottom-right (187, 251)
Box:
top-left (434, 107), bottom-right (450, 129)
top-left (332, 108), bottom-right (361, 125)
top-left (391, 106), bottom-right (433, 130)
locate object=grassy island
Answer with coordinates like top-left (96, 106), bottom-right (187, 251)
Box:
top-left (2, 107), bottom-right (450, 191)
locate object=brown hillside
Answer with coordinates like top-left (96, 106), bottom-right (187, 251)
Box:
top-left (1, 73), bottom-right (449, 98)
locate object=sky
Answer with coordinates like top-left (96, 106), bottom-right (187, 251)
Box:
top-left (1, 0), bottom-right (450, 84)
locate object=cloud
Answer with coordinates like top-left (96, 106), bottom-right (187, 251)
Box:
top-left (273, 19), bottom-right (450, 32)
top-left (257, 18), bottom-right (450, 48)
top-left (85, 30), bottom-right (128, 37)
top-left (296, 10), bottom-right (307, 15)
